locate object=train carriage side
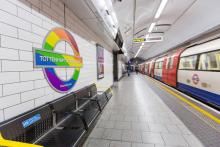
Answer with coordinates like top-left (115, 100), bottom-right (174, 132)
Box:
top-left (177, 39), bottom-right (220, 108)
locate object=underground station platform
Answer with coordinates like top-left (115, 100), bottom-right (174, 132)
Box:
top-left (1, 73), bottom-right (219, 147)
top-left (83, 74), bottom-right (220, 147)
top-left (1, 0), bottom-right (220, 147)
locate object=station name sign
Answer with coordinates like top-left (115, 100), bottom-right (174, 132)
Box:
top-left (34, 49), bottom-right (83, 68)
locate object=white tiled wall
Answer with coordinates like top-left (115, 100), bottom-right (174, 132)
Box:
top-left (0, 0), bottom-right (113, 122)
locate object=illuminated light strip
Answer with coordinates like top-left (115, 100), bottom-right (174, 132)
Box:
top-left (148, 22), bottom-right (156, 33)
top-left (0, 133), bottom-right (43, 147)
top-left (134, 45), bottom-right (143, 58)
top-left (155, 0), bottom-right (168, 19)
top-left (134, 0), bottom-right (167, 58)
top-left (147, 77), bottom-right (220, 124)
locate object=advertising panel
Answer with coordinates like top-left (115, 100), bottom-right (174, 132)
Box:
top-left (97, 44), bottom-right (104, 79)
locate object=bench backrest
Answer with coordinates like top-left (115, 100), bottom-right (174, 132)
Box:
top-left (89, 84), bottom-right (97, 97)
top-left (50, 93), bottom-right (76, 123)
top-left (0, 83), bottom-right (100, 144)
top-left (0, 105), bottom-right (53, 143)
top-left (74, 86), bottom-right (91, 106)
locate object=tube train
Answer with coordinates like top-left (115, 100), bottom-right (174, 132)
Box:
top-left (139, 38), bottom-right (220, 109)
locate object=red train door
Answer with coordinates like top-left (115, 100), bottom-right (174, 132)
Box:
top-left (168, 55), bottom-right (177, 86)
top-left (162, 49), bottom-right (183, 87)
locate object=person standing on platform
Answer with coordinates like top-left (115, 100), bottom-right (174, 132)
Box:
top-left (127, 65), bottom-right (130, 76)
top-left (127, 61), bottom-right (131, 76)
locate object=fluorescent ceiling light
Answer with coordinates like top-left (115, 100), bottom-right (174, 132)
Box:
top-left (148, 22), bottom-right (156, 33)
top-left (107, 15), bottom-right (115, 27)
top-left (112, 12), bottom-right (118, 24)
top-left (134, 45), bottom-right (143, 58)
top-left (141, 42), bottom-right (145, 46)
top-left (134, 48), bottom-right (142, 58)
top-left (155, 0), bottom-right (168, 19)
top-left (145, 34), bottom-right (149, 38)
top-left (98, 0), bottom-right (107, 10)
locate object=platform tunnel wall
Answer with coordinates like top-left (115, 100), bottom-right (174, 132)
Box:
top-left (0, 0), bottom-right (114, 122)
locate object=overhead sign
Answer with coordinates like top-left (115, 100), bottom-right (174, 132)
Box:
top-left (34, 49), bottom-right (82, 68)
top-left (133, 36), bottom-right (163, 43)
top-left (133, 38), bottom-right (146, 43)
top-left (33, 28), bottom-right (83, 93)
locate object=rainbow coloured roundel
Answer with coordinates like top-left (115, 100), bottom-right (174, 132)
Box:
top-left (34, 28), bottom-right (83, 93)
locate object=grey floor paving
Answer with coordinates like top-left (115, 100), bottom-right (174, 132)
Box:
top-left (83, 74), bottom-right (205, 147)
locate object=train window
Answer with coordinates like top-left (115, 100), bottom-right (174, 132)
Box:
top-left (155, 62), bottom-right (159, 69)
top-left (155, 61), bottom-right (161, 69)
top-left (198, 50), bottom-right (220, 71)
top-left (179, 55), bottom-right (197, 70)
top-left (166, 57), bottom-right (173, 69)
top-left (159, 61), bottom-right (163, 69)
top-left (145, 64), bottom-right (148, 71)
top-left (169, 58), bottom-right (173, 69)
top-left (158, 62), bottom-right (162, 69)
top-left (166, 58), bottom-right (170, 69)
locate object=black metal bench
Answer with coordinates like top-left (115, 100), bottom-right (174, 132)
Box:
top-left (35, 93), bottom-right (88, 147)
top-left (0, 84), bottom-right (113, 147)
top-left (74, 85), bottom-right (101, 128)
top-left (0, 104), bottom-right (53, 145)
top-left (90, 84), bottom-right (111, 109)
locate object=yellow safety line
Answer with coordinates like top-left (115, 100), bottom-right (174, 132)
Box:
top-left (148, 77), bottom-right (220, 124)
top-left (0, 133), bottom-right (43, 147)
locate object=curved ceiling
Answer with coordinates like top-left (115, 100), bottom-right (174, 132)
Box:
top-left (141, 0), bottom-right (220, 59)
top-left (62, 0), bottom-right (220, 61)
top-left (112, 0), bottom-right (196, 59)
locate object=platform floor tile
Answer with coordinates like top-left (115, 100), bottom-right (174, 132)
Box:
top-left (83, 75), bottom-right (205, 147)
